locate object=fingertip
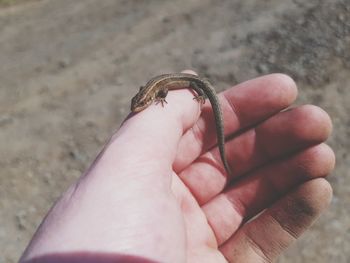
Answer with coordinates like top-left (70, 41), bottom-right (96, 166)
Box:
top-left (308, 105), bottom-right (333, 136)
top-left (294, 105), bottom-right (333, 142)
top-left (305, 144), bottom-right (336, 178)
top-left (268, 73), bottom-right (298, 103)
top-left (181, 69), bottom-right (198, 76)
top-left (280, 178), bottom-right (333, 223)
top-left (288, 143), bottom-right (336, 183)
top-left (304, 178), bottom-right (333, 211)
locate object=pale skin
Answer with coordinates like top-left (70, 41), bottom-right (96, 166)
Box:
top-left (20, 72), bottom-right (335, 263)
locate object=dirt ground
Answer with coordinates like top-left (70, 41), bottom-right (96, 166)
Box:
top-left (0, 0), bottom-right (349, 262)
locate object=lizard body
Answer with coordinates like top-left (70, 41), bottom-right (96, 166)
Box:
top-left (131, 73), bottom-right (231, 175)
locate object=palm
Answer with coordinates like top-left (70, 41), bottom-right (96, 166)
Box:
top-left (173, 173), bottom-right (228, 262)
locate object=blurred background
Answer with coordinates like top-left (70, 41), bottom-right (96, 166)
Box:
top-left (0, 0), bottom-right (349, 262)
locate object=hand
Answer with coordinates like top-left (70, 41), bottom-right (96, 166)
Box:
top-left (20, 73), bottom-right (335, 263)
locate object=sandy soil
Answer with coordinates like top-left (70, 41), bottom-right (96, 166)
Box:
top-left (0, 0), bottom-right (349, 262)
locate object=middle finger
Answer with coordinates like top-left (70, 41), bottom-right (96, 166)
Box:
top-left (178, 105), bottom-right (332, 204)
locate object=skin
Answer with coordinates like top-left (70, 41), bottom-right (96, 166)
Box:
top-left (131, 73), bottom-right (232, 176)
top-left (20, 72), bottom-right (335, 263)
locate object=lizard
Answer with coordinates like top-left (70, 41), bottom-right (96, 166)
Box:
top-left (130, 73), bottom-right (231, 176)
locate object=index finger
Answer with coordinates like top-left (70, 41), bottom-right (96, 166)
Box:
top-left (173, 73), bottom-right (298, 172)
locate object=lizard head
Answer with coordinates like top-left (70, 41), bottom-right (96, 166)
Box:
top-left (130, 86), bottom-right (155, 112)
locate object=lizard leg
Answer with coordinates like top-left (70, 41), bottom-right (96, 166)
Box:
top-left (190, 82), bottom-right (207, 105)
top-left (155, 88), bottom-right (168, 107)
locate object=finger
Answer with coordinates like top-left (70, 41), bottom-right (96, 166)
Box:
top-left (174, 73), bottom-right (297, 172)
top-left (122, 74), bottom-right (205, 176)
top-left (179, 105), bottom-right (332, 204)
top-left (202, 143), bottom-right (335, 245)
top-left (219, 178), bottom-right (332, 263)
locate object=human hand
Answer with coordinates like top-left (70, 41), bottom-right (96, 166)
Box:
top-left (20, 73), bottom-right (334, 263)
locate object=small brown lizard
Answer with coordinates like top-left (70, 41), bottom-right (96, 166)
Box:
top-left (131, 73), bottom-right (231, 175)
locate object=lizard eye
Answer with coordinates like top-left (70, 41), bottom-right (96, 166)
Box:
top-left (138, 100), bottom-right (147, 106)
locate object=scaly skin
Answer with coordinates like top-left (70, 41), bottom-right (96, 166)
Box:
top-left (131, 73), bottom-right (231, 176)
